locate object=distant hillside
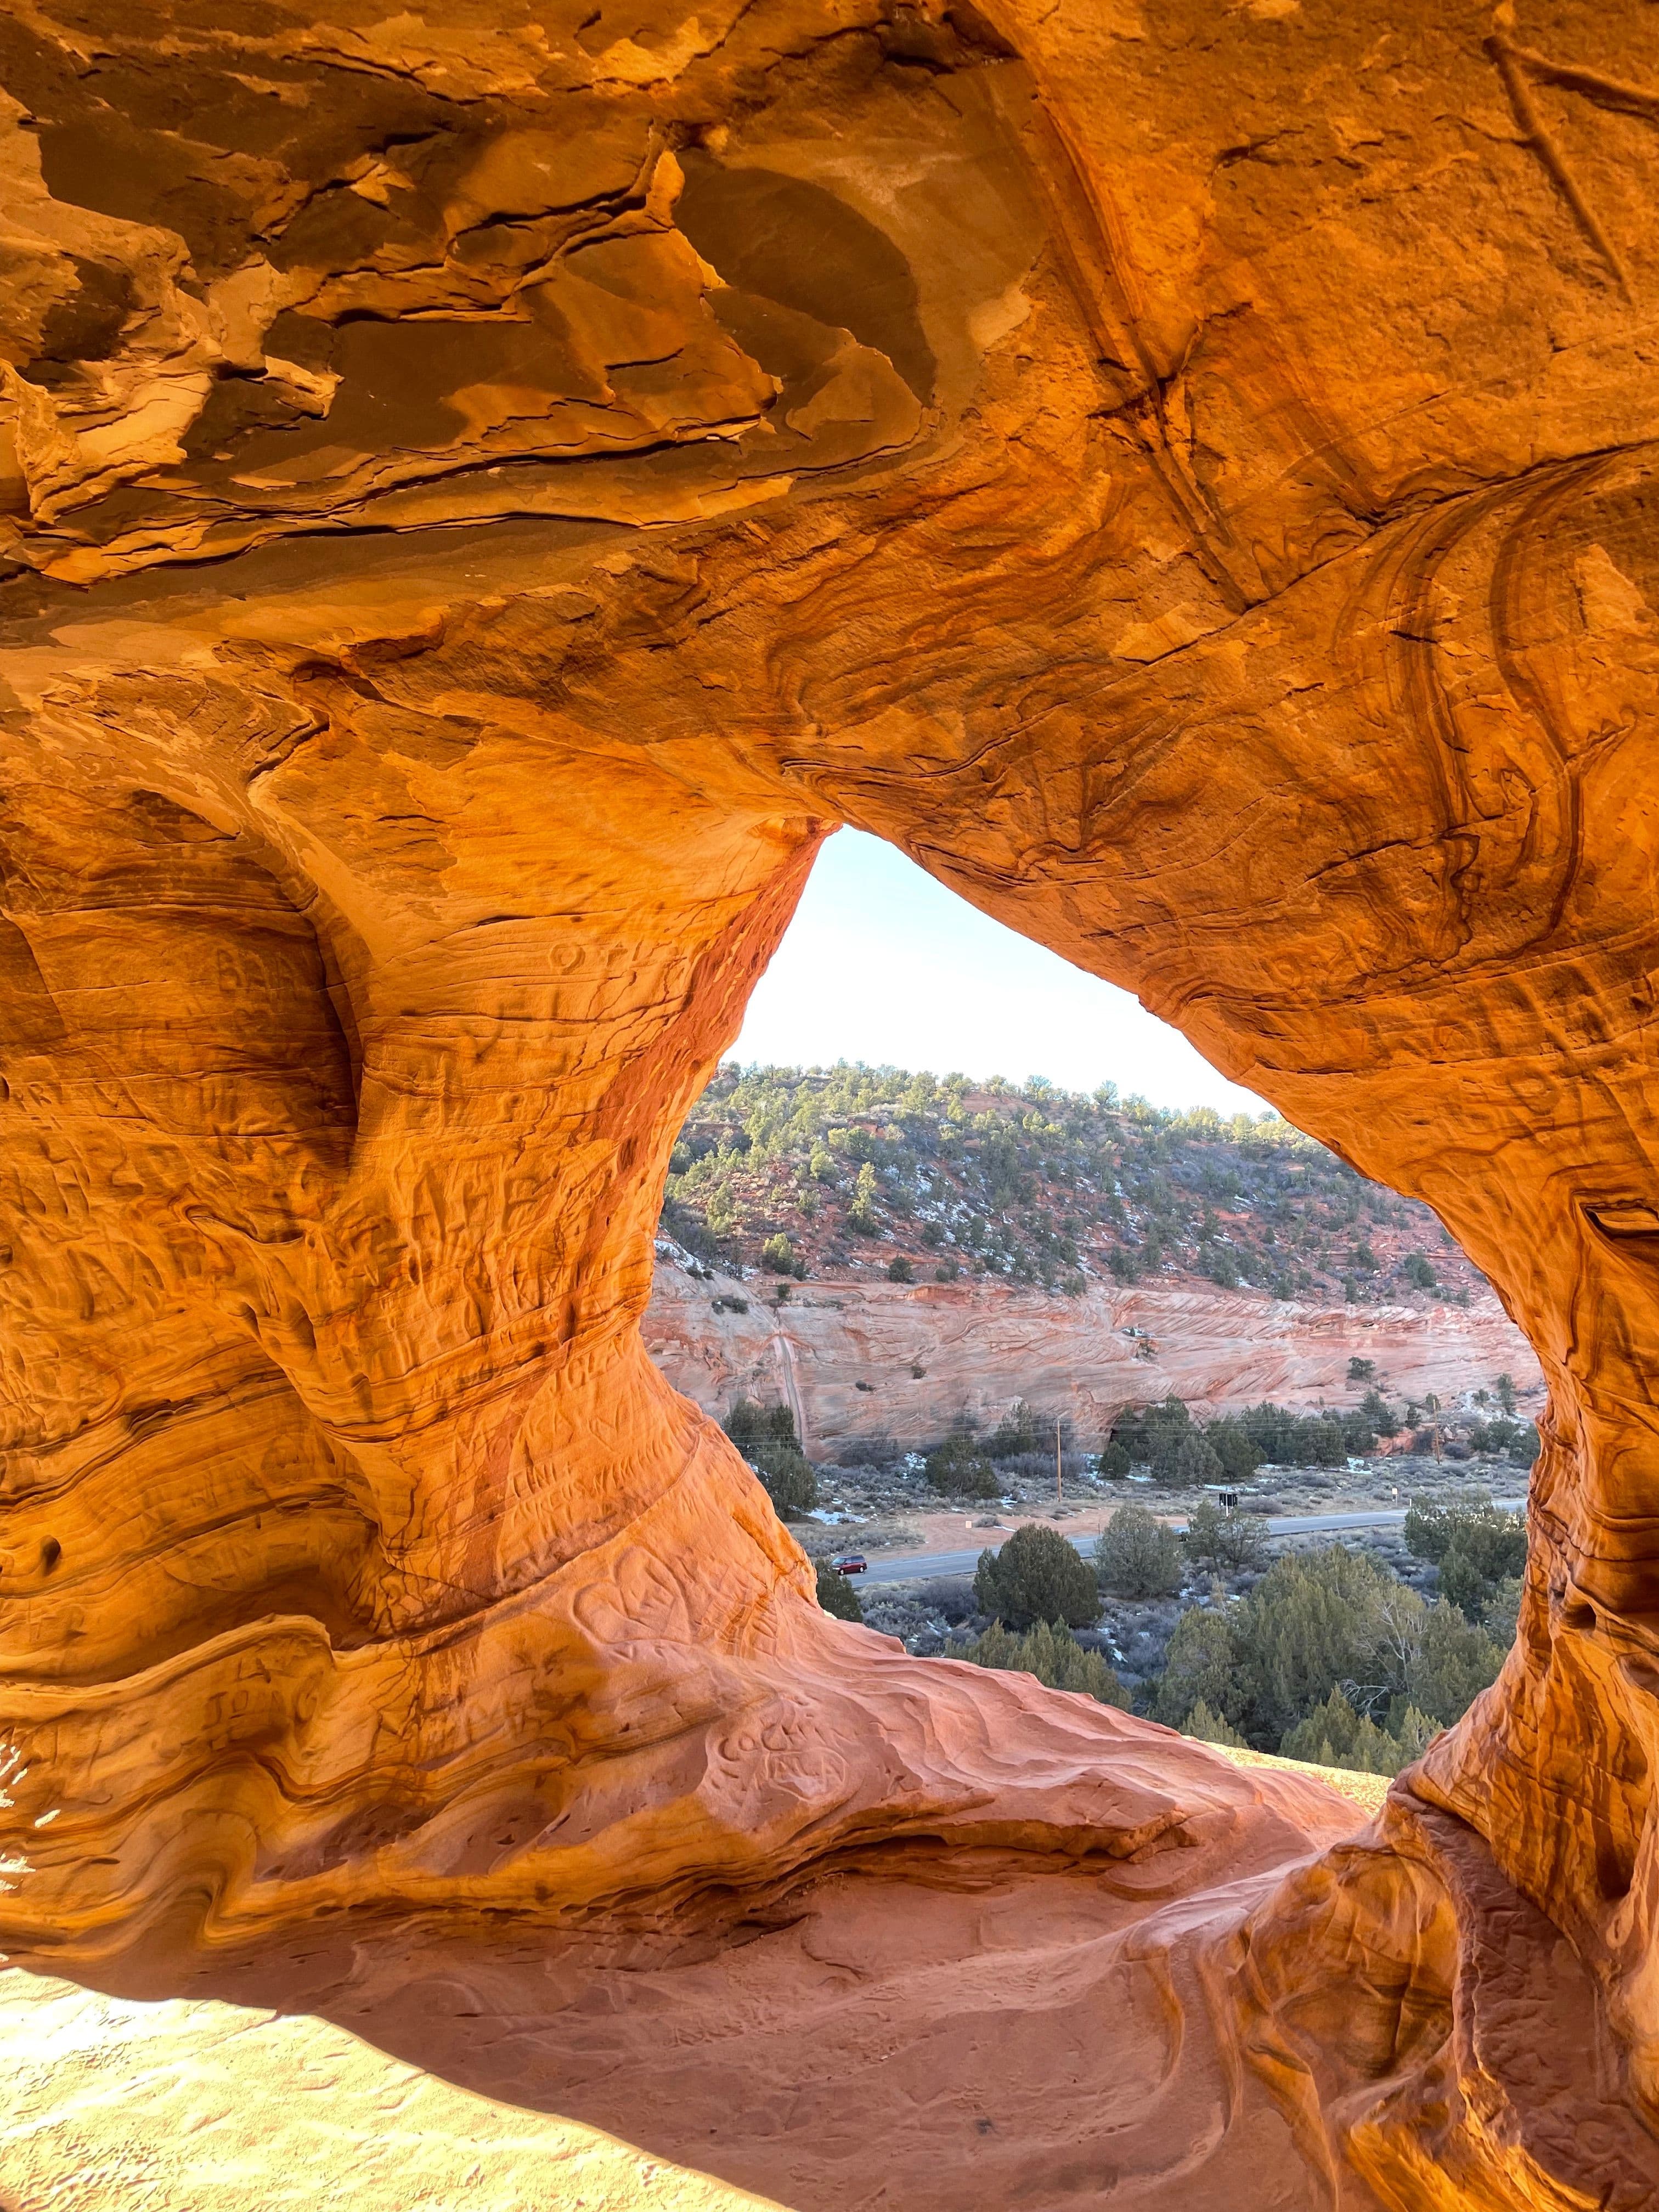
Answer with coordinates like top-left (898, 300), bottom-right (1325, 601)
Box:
top-left (660, 1064), bottom-right (1488, 1307)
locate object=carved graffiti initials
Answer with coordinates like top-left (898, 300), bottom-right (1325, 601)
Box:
top-left (1487, 26), bottom-right (1659, 294)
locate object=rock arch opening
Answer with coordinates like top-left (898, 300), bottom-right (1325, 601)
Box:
top-left (1, 0), bottom-right (1656, 2204)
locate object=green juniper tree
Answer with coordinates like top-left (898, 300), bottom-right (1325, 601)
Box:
top-left (1153, 1598), bottom-right (1245, 1731)
top-left (924, 1434), bottom-right (1000, 1500)
top-left (1149, 1545), bottom-right (1508, 1755)
top-left (726, 1399), bottom-right (817, 1517)
top-left (815, 1561), bottom-right (864, 1621)
top-left (1182, 1497), bottom-right (1267, 1573)
top-left (1182, 1700), bottom-right (1247, 1749)
top-left (1097, 1504), bottom-right (1184, 1598)
top-left (1404, 1497), bottom-right (1527, 1616)
top-left (975, 1523), bottom-right (1099, 1630)
top-left (954, 1618), bottom-right (1128, 1707)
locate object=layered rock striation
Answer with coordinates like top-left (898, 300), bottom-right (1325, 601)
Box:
top-left (0, 0), bottom-right (1655, 2203)
top-left (645, 1253), bottom-right (1543, 1456)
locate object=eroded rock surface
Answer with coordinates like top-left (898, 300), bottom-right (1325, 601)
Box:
top-left (0, 0), bottom-right (1655, 2204)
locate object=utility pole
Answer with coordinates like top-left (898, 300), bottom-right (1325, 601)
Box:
top-left (1056, 1418), bottom-right (1063, 1508)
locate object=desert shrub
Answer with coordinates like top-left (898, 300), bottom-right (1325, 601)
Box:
top-left (1347, 1357), bottom-right (1376, 1383)
top-left (975, 1523), bottom-right (1099, 1629)
top-left (1338, 1408), bottom-right (1376, 1455)
top-left (727, 1402), bottom-right (814, 1513)
top-left (1095, 1440), bottom-right (1132, 1480)
top-left (837, 1433), bottom-right (899, 1468)
top-left (1097, 1503), bottom-right (1183, 1598)
top-left (761, 1232), bottom-right (796, 1274)
top-left (888, 1255), bottom-right (915, 1282)
top-left (955, 1618), bottom-right (1129, 1707)
top-left (924, 1434), bottom-right (1000, 1499)
top-left (1305, 1415), bottom-right (1348, 1464)
top-left (815, 1561), bottom-right (864, 1621)
top-left (665, 1206), bottom-right (723, 1266)
top-left (1107, 1246), bottom-right (1142, 1284)
top-left (1182, 1699), bottom-right (1246, 1749)
top-left (1182, 1497), bottom-right (1267, 1572)
top-left (918, 1575), bottom-right (978, 1623)
top-left (1439, 1536), bottom-right (1522, 1618)
top-left (705, 1184), bottom-right (738, 1236)
top-left (1464, 1417), bottom-right (1528, 1456)
top-left (1403, 1252), bottom-right (1437, 1289)
top-left (1143, 1415), bottom-right (1206, 1485)
top-left (849, 1161), bottom-right (881, 1233)
top-left (1139, 1397), bottom-right (1193, 1466)
top-left (1235, 1401), bottom-right (1300, 1462)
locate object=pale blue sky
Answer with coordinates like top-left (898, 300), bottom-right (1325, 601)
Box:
top-left (735, 829), bottom-right (1266, 1114)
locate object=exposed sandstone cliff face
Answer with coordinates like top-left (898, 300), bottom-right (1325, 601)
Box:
top-left (0, 1), bottom-right (1655, 2204)
top-left (645, 1254), bottom-right (1544, 1454)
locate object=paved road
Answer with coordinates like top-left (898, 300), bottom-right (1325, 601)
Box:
top-left (847, 1500), bottom-right (1525, 1589)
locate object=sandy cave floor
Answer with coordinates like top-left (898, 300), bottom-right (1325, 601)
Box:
top-left (3, 1728), bottom-right (1632, 2212)
top-left (8, 1843), bottom-right (1380, 2212)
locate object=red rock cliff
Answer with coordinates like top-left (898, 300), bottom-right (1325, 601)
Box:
top-left (645, 1255), bottom-right (1543, 1454)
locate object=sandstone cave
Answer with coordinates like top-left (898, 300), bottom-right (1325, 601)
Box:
top-left (0, 1), bottom-right (1656, 2204)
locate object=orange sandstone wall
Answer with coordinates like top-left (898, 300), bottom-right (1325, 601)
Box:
top-left (0, 1), bottom-right (1655, 2203)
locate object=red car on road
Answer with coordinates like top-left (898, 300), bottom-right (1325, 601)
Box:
top-left (828, 1553), bottom-right (867, 1576)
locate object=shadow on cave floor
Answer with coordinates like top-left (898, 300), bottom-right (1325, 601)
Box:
top-left (8, 1860), bottom-right (1354, 2212)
